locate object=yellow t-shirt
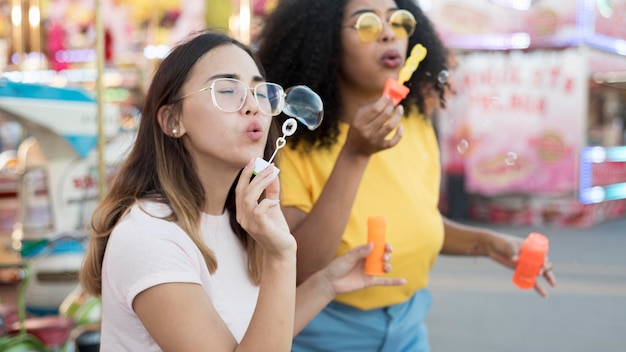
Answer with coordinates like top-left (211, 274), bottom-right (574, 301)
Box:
top-left (278, 111), bottom-right (444, 310)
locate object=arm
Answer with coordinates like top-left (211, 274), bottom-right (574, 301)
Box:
top-left (286, 97), bottom-right (404, 284)
top-left (440, 217), bottom-right (491, 256)
top-left (293, 243), bottom-right (406, 335)
top-left (441, 217), bottom-right (556, 296)
top-left (135, 244), bottom-right (406, 350)
top-left (283, 149), bottom-right (369, 284)
top-left (134, 256), bottom-right (295, 352)
top-left (134, 163), bottom-right (298, 351)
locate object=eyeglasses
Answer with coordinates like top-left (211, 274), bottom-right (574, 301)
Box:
top-left (346, 9), bottom-right (416, 43)
top-left (177, 78), bottom-right (285, 116)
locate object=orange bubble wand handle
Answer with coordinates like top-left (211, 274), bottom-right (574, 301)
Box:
top-left (365, 216), bottom-right (386, 275)
top-left (513, 232), bottom-right (549, 289)
top-left (383, 44), bottom-right (427, 105)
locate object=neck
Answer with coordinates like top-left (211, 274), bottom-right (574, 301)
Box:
top-left (337, 77), bottom-right (382, 125)
top-left (195, 160), bottom-right (241, 216)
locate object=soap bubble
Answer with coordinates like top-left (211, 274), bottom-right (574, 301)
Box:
top-left (505, 152), bottom-right (518, 166)
top-left (490, 96), bottom-right (502, 110)
top-left (457, 139), bottom-right (469, 154)
top-left (283, 85), bottom-right (324, 130)
top-left (437, 70), bottom-right (449, 84)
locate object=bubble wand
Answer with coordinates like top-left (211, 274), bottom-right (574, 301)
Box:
top-left (253, 85), bottom-right (324, 177)
top-left (253, 118), bottom-right (297, 177)
top-left (383, 44), bottom-right (427, 105)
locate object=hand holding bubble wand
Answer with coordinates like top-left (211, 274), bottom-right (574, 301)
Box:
top-left (253, 85), bottom-right (324, 176)
top-left (363, 45), bottom-right (428, 275)
top-left (383, 43), bottom-right (427, 105)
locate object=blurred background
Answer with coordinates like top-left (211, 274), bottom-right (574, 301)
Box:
top-left (0, 0), bottom-right (624, 351)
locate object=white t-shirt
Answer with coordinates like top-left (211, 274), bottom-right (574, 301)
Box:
top-left (100, 201), bottom-right (259, 351)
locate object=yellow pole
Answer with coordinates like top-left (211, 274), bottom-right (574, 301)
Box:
top-left (11, 0), bottom-right (23, 67)
top-left (239, 0), bottom-right (251, 45)
top-left (28, 0), bottom-right (40, 58)
top-left (95, 0), bottom-right (106, 199)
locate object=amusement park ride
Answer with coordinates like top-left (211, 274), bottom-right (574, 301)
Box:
top-left (0, 79), bottom-right (128, 240)
top-left (0, 78), bottom-right (134, 350)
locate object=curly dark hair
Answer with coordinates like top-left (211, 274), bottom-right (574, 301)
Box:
top-left (256, 0), bottom-right (449, 149)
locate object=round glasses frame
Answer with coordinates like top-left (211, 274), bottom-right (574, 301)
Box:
top-left (347, 9), bottom-right (416, 43)
top-left (176, 78), bottom-right (285, 116)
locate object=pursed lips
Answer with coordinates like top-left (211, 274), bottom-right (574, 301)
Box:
top-left (381, 49), bottom-right (403, 68)
top-left (246, 121), bottom-right (264, 142)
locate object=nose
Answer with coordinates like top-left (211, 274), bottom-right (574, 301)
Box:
top-left (379, 19), bottom-right (396, 42)
top-left (242, 88), bottom-right (260, 116)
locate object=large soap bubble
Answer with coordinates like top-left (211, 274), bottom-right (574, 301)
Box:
top-left (283, 85), bottom-right (323, 130)
top-left (253, 85), bottom-right (324, 176)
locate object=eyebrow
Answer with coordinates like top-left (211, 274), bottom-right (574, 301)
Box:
top-left (347, 7), bottom-right (399, 19)
top-left (205, 73), bottom-right (266, 84)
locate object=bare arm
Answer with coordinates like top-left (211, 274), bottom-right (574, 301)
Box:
top-left (134, 244), bottom-right (407, 350)
top-left (284, 149), bottom-right (369, 284)
top-left (440, 217), bottom-right (490, 256)
top-left (134, 254), bottom-right (296, 351)
top-left (134, 162), bottom-right (299, 351)
top-left (293, 243), bottom-right (406, 334)
top-left (441, 217), bottom-right (556, 296)
top-left (286, 97), bottom-right (404, 284)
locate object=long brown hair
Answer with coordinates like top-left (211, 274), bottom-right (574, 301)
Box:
top-left (80, 30), bottom-right (277, 295)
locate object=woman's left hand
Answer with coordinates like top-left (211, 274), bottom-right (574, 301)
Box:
top-left (485, 232), bottom-right (557, 297)
top-left (322, 243), bottom-right (406, 295)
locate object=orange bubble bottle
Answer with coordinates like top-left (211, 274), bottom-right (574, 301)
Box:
top-left (513, 232), bottom-right (549, 289)
top-left (365, 216), bottom-right (386, 275)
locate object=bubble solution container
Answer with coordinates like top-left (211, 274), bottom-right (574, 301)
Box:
top-left (513, 232), bottom-right (549, 289)
top-left (365, 216), bottom-right (386, 275)
top-left (382, 78), bottom-right (410, 105)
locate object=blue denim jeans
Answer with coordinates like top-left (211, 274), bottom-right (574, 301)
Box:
top-left (292, 289), bottom-right (432, 352)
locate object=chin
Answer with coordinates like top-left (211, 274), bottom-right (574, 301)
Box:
top-left (243, 150), bottom-right (265, 165)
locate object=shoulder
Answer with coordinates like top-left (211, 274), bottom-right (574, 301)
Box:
top-left (103, 202), bottom-right (206, 294)
top-left (108, 201), bottom-right (196, 255)
top-left (116, 201), bottom-right (179, 235)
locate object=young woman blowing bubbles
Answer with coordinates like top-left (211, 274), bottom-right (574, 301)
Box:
top-left (257, 0), bottom-right (557, 351)
top-left (79, 30), bottom-right (404, 352)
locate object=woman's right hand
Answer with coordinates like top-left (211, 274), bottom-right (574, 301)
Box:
top-left (235, 159), bottom-right (296, 258)
top-left (344, 96), bottom-right (404, 156)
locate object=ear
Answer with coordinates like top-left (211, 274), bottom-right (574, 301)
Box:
top-left (157, 104), bottom-right (185, 138)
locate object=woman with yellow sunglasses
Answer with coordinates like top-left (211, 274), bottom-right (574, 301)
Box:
top-left (257, 0), bottom-right (556, 351)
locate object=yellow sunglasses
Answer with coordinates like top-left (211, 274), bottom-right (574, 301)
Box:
top-left (346, 9), bottom-right (416, 42)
